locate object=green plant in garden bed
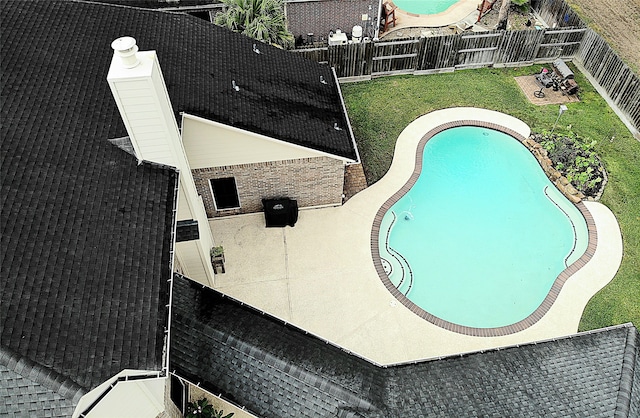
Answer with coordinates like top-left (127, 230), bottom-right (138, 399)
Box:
top-left (536, 129), bottom-right (605, 197)
top-left (186, 398), bottom-right (234, 418)
top-left (210, 246), bottom-right (225, 258)
top-left (341, 65), bottom-right (639, 332)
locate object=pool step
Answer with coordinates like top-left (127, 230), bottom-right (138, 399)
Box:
top-left (379, 211), bottom-right (414, 296)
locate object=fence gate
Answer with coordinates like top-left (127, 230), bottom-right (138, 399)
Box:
top-left (534, 27), bottom-right (587, 61)
top-left (372, 39), bottom-right (421, 76)
top-left (455, 32), bottom-right (502, 69)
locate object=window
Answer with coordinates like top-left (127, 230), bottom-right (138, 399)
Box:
top-left (170, 374), bottom-right (186, 413)
top-left (210, 177), bottom-right (240, 210)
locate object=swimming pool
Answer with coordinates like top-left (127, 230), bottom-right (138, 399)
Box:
top-left (377, 126), bottom-right (588, 330)
top-left (392, 0), bottom-right (460, 15)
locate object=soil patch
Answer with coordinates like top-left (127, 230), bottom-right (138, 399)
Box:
top-left (567, 0), bottom-right (640, 73)
top-left (514, 75), bottom-right (580, 106)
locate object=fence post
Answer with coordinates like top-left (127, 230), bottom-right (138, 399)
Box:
top-left (415, 37), bottom-right (427, 73)
top-left (365, 42), bottom-right (374, 76)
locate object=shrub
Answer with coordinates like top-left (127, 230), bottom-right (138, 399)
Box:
top-left (186, 398), bottom-right (234, 418)
top-left (536, 129), bottom-right (605, 198)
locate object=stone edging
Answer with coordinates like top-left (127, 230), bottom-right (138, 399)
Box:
top-left (522, 137), bottom-right (585, 204)
top-left (526, 134), bottom-right (609, 202)
top-left (370, 120), bottom-right (598, 337)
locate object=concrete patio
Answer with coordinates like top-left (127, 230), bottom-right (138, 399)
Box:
top-left (209, 108), bottom-right (623, 365)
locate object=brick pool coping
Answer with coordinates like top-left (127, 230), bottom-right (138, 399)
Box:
top-left (370, 120), bottom-right (598, 337)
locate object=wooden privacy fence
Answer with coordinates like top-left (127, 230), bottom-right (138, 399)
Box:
top-left (293, 27), bottom-right (589, 76)
top-left (575, 29), bottom-right (640, 130)
top-left (292, 27), bottom-right (638, 133)
top-left (531, 0), bottom-right (585, 29)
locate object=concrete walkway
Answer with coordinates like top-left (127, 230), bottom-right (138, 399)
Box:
top-left (209, 108), bottom-right (623, 364)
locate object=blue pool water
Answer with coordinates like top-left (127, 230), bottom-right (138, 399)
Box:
top-left (392, 0), bottom-right (459, 15)
top-left (378, 126), bottom-right (588, 329)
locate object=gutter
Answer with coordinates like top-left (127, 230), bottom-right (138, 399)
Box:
top-left (165, 167), bottom-right (180, 381)
top-left (181, 112), bottom-right (356, 164)
top-left (77, 372), bottom-right (164, 417)
top-left (375, 0), bottom-right (382, 40)
top-left (332, 66), bottom-right (362, 165)
top-left (385, 322), bottom-right (638, 368)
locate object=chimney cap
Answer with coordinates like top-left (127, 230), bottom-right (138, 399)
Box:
top-left (111, 36), bottom-right (137, 52)
top-left (111, 36), bottom-right (140, 68)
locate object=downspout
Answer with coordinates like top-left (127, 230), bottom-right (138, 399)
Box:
top-left (375, 0), bottom-right (383, 40)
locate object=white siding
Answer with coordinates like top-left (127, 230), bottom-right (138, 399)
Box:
top-left (177, 189), bottom-right (194, 222)
top-left (84, 378), bottom-right (164, 417)
top-left (182, 114), bottom-right (328, 169)
top-left (73, 371), bottom-right (164, 418)
top-left (111, 78), bottom-right (175, 166)
top-left (175, 240), bottom-right (212, 287)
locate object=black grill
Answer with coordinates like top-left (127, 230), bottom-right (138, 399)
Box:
top-left (262, 198), bottom-right (299, 227)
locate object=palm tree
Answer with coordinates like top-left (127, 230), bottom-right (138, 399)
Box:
top-left (214, 0), bottom-right (294, 49)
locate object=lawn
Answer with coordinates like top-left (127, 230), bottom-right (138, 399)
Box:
top-left (340, 66), bottom-right (639, 332)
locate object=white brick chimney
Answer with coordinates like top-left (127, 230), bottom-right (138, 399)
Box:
top-left (107, 37), bottom-right (216, 286)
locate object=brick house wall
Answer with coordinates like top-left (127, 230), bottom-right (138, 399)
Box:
top-left (162, 377), bottom-right (183, 418)
top-left (193, 156), bottom-right (345, 218)
top-left (162, 377), bottom-right (255, 418)
top-left (189, 386), bottom-right (256, 418)
top-left (286, 0), bottom-right (380, 43)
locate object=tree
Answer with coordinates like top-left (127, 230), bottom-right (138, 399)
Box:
top-left (512, 0), bottom-right (530, 12)
top-left (496, 0), bottom-right (529, 30)
top-left (496, 0), bottom-right (510, 30)
top-left (214, 0), bottom-right (294, 49)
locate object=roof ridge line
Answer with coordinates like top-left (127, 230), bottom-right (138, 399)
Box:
top-left (219, 331), bottom-right (378, 411)
top-left (140, 158), bottom-right (181, 172)
top-left (614, 325), bottom-right (639, 417)
top-left (0, 345), bottom-right (87, 404)
top-left (70, 0), bottom-right (186, 15)
top-left (107, 135), bottom-right (137, 158)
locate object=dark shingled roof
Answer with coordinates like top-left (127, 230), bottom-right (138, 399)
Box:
top-left (1, 0), bottom-right (355, 412)
top-left (171, 274), bottom-right (640, 417)
top-left (6, 0), bottom-right (356, 161)
top-left (0, 347), bottom-right (84, 416)
top-left (94, 0), bottom-right (221, 9)
top-left (1, 0), bottom-right (179, 413)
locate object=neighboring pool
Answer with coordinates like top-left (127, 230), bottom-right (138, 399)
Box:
top-left (377, 126), bottom-right (589, 330)
top-left (392, 0), bottom-right (460, 15)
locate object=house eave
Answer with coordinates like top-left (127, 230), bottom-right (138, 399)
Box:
top-left (332, 66), bottom-right (362, 165)
top-left (181, 112), bottom-right (357, 164)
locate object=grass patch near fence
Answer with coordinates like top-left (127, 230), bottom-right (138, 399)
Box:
top-left (341, 65), bottom-right (639, 332)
